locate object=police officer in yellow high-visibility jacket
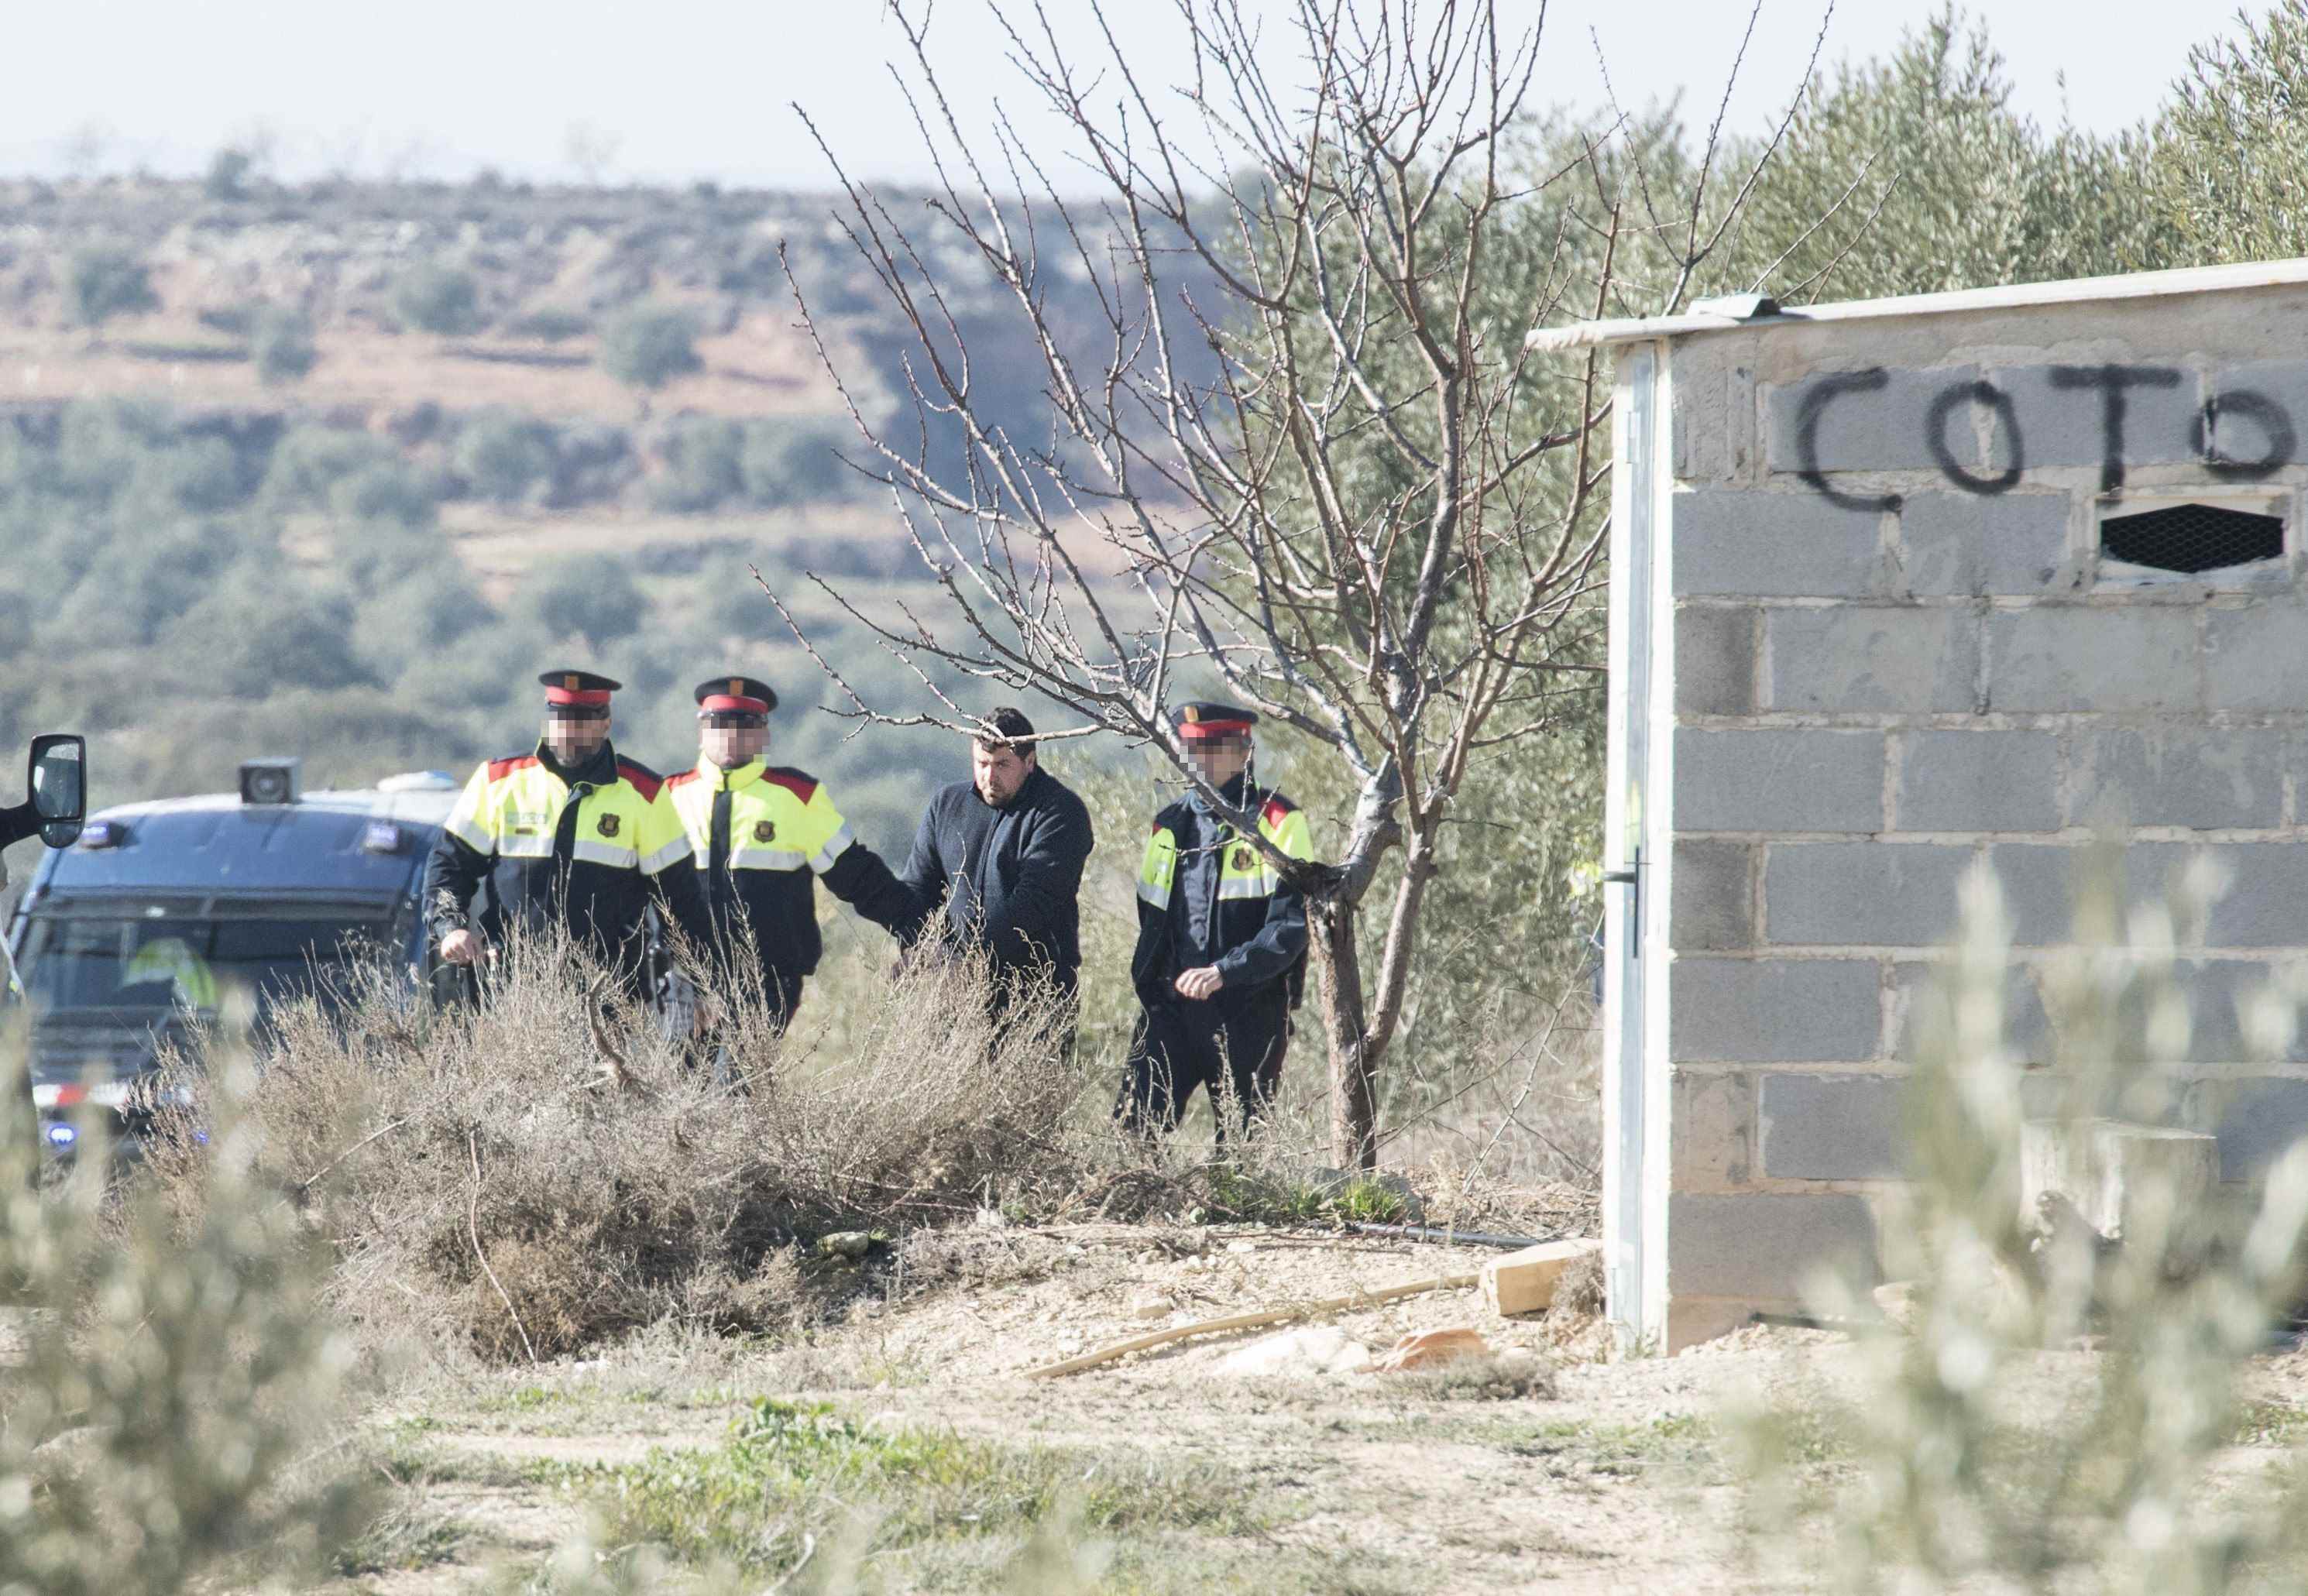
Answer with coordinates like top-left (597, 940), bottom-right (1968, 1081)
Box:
top-left (423, 669), bottom-right (712, 994)
top-left (1118, 702), bottom-right (1314, 1142)
top-left (664, 675), bottom-right (919, 1025)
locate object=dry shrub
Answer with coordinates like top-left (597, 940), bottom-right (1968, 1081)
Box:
top-left (147, 930), bottom-right (1101, 1363)
top-left (0, 1028), bottom-right (370, 1592)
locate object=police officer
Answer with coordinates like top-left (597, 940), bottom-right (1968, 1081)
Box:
top-left (663, 675), bottom-right (918, 1025)
top-left (1119, 702), bottom-right (1314, 1140)
top-left (424, 670), bottom-right (712, 994)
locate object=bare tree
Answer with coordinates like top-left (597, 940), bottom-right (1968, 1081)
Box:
top-left (777, 0), bottom-right (1815, 1166)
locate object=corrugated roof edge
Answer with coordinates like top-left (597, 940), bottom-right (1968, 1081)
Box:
top-left (1524, 256), bottom-right (2308, 353)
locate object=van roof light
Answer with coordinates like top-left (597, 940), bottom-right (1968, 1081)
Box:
top-left (239, 757), bottom-right (302, 806)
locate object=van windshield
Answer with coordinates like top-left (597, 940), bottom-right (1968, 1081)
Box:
top-left (18, 907), bottom-right (395, 1019)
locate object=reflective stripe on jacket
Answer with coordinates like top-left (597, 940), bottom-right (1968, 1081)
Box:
top-left (664, 758), bottom-right (917, 985)
top-left (1130, 779), bottom-right (1313, 1011)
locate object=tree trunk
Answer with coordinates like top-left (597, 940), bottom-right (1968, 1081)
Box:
top-left (1309, 894), bottom-right (1378, 1170)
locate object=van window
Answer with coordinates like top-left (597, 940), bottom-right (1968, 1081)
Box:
top-left (18, 909), bottom-right (392, 1019)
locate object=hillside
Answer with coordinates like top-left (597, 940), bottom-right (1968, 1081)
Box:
top-left (0, 174), bottom-right (1170, 856)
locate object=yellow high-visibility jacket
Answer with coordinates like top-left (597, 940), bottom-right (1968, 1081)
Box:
top-left (421, 741), bottom-right (710, 976)
top-left (664, 757), bottom-right (918, 990)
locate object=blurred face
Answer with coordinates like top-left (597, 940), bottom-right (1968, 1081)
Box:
top-left (972, 740), bottom-right (1036, 808)
top-left (701, 717), bottom-right (768, 770)
top-left (544, 710), bottom-right (610, 766)
top-left (1186, 734), bottom-right (1252, 790)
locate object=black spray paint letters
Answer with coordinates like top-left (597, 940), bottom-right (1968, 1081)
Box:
top-left (1794, 366), bottom-right (2297, 503)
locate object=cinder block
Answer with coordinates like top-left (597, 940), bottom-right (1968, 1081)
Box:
top-left (1894, 729), bottom-right (2061, 833)
top-left (1759, 1072), bottom-right (1904, 1179)
top-left (1674, 729), bottom-right (1885, 834)
top-left (2201, 1076), bottom-right (2308, 1181)
top-left (2203, 846), bottom-right (2308, 947)
top-left (1891, 959), bottom-right (2052, 1064)
top-left (1674, 606), bottom-right (1757, 717)
top-left (1671, 839), bottom-right (1753, 951)
top-left (1669, 957), bottom-right (1881, 1063)
top-left (1988, 365), bottom-right (2200, 475)
top-left (2178, 959), bottom-right (2289, 1064)
top-left (1990, 842), bottom-right (2202, 947)
top-left (1666, 1193), bottom-right (1881, 1299)
top-left (1986, 606), bottom-right (2199, 712)
top-left (1765, 843), bottom-right (1973, 946)
top-left (2019, 1117), bottom-right (2217, 1237)
top-left (1764, 606), bottom-right (1978, 713)
top-left (2206, 603), bottom-right (2308, 712)
top-left (1674, 492), bottom-right (1885, 599)
top-left (1671, 1067), bottom-right (1754, 1187)
top-left (2069, 725), bottom-right (2284, 829)
top-left (1899, 493), bottom-right (2073, 596)
top-left (1898, 948), bottom-right (2276, 1073)
top-left (1766, 366), bottom-right (1981, 475)
top-left (2207, 363), bottom-right (2308, 473)
top-left (1672, 362), bottom-right (1754, 486)
top-left (1667, 1296), bottom-right (1762, 1351)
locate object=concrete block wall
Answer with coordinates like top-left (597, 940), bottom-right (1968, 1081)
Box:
top-left (1650, 291), bottom-right (2308, 1348)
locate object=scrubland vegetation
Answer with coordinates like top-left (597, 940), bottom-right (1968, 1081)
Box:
top-left (19, 0), bottom-right (2308, 1588)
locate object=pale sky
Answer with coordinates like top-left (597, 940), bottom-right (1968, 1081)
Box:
top-left (0, 1), bottom-right (2249, 190)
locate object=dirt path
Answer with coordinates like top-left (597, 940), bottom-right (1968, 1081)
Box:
top-left (333, 1226), bottom-right (1827, 1592)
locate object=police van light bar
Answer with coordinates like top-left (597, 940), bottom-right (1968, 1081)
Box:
top-left (77, 819), bottom-right (125, 849)
top-left (360, 821), bottom-right (405, 854)
top-left (376, 771), bottom-right (459, 793)
top-left (44, 1123), bottom-right (75, 1148)
top-left (239, 757), bottom-right (302, 806)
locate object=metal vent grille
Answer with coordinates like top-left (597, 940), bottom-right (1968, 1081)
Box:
top-left (2100, 503), bottom-right (2283, 574)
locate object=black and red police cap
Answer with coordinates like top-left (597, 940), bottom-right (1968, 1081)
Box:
top-left (694, 674), bottom-right (778, 722)
top-left (1173, 701), bottom-right (1259, 741)
top-left (540, 669), bottom-right (622, 717)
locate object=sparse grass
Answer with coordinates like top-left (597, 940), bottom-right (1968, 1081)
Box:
top-left (331, 1495), bottom-right (475, 1575)
top-left (569, 1396), bottom-right (1278, 1578)
top-left (1201, 1165), bottom-right (1412, 1227)
top-left (1387, 1349), bottom-right (1558, 1402)
top-left (2230, 1400), bottom-right (2308, 1450)
top-left (1496, 1415), bottom-right (1720, 1481)
top-left (1079, 1542), bottom-right (1424, 1596)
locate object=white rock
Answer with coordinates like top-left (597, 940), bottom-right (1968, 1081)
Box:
top-left (1130, 1295), bottom-right (1173, 1321)
top-left (1215, 1326), bottom-right (1370, 1378)
top-left (1227, 1239), bottom-right (1257, 1255)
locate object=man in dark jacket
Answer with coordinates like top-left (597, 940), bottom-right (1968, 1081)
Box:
top-left (1118, 702), bottom-right (1312, 1141)
top-left (424, 669), bottom-right (715, 997)
top-left (898, 706), bottom-right (1094, 1014)
top-left (665, 674), bottom-right (918, 1025)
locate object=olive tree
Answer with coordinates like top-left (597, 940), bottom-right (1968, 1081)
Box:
top-left (68, 247), bottom-right (159, 331)
top-left (775, 0), bottom-right (1823, 1164)
top-left (393, 263), bottom-right (483, 337)
top-left (600, 304), bottom-right (702, 396)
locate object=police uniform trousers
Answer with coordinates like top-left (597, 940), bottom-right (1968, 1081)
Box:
top-left (1121, 985), bottom-right (1290, 1139)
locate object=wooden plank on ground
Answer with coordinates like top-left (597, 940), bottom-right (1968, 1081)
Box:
top-left (1482, 1238), bottom-right (1602, 1319)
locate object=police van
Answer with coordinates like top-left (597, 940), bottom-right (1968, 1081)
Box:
top-left (4, 757), bottom-right (459, 1153)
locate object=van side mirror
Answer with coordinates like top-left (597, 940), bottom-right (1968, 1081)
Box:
top-left (30, 736), bottom-right (85, 847)
top-left (0, 735), bottom-right (86, 851)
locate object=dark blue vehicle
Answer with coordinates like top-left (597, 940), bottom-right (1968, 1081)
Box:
top-left (4, 760), bottom-right (458, 1152)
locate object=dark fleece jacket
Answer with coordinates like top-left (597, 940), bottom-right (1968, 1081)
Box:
top-left (898, 766), bottom-right (1094, 994)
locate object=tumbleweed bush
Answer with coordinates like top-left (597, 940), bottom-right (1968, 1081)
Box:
top-left (148, 928), bottom-right (1103, 1362)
